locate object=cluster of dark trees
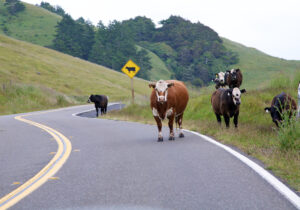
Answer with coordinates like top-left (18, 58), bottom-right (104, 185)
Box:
top-left (45, 2), bottom-right (238, 85)
top-left (51, 15), bottom-right (152, 79)
top-left (39, 1), bottom-right (66, 17)
top-left (4, 0), bottom-right (25, 15)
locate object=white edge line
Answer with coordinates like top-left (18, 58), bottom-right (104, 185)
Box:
top-left (184, 129), bottom-right (300, 209)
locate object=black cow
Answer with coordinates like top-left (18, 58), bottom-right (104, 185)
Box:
top-left (211, 87), bottom-right (246, 128)
top-left (87, 94), bottom-right (108, 117)
top-left (264, 92), bottom-right (297, 127)
top-left (126, 67), bottom-right (136, 72)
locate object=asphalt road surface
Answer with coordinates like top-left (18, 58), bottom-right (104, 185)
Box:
top-left (0, 104), bottom-right (299, 210)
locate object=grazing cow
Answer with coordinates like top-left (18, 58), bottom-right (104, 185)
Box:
top-left (264, 92), bottom-right (297, 127)
top-left (211, 88), bottom-right (246, 128)
top-left (213, 71), bottom-right (228, 89)
top-left (149, 80), bottom-right (189, 142)
top-left (226, 69), bottom-right (243, 88)
top-left (87, 94), bottom-right (108, 117)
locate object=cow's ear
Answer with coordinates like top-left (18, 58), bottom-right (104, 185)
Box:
top-left (215, 73), bottom-right (218, 78)
top-left (241, 89), bottom-right (246, 93)
top-left (167, 82), bottom-right (174, 88)
top-left (236, 68), bottom-right (240, 72)
top-left (264, 107), bottom-right (271, 113)
top-left (149, 82), bottom-right (156, 89)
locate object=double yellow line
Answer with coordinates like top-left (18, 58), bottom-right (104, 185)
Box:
top-left (0, 114), bottom-right (72, 209)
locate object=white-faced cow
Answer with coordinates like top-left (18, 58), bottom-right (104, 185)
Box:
top-left (211, 87), bottom-right (246, 128)
top-left (226, 69), bottom-right (243, 88)
top-left (149, 80), bottom-right (189, 142)
top-left (264, 92), bottom-right (297, 127)
top-left (87, 94), bottom-right (108, 117)
top-left (213, 71), bottom-right (228, 89)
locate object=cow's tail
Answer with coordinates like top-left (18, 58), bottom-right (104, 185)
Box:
top-left (175, 112), bottom-right (182, 130)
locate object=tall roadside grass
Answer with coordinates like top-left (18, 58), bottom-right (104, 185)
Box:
top-left (103, 75), bottom-right (300, 192)
top-left (0, 81), bottom-right (78, 115)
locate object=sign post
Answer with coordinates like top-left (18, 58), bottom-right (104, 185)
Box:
top-left (121, 59), bottom-right (140, 104)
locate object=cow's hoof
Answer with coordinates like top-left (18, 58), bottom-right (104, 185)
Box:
top-left (168, 136), bottom-right (175, 141)
top-left (179, 133), bottom-right (184, 138)
top-left (157, 137), bottom-right (163, 142)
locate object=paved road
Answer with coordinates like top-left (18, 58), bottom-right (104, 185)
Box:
top-left (0, 104), bottom-right (298, 209)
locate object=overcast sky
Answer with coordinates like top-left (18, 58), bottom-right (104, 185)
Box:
top-left (23, 0), bottom-right (300, 60)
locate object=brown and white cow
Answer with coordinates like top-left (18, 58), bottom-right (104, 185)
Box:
top-left (211, 87), bottom-right (246, 128)
top-left (213, 71), bottom-right (228, 89)
top-left (149, 80), bottom-right (189, 142)
top-left (226, 69), bottom-right (243, 88)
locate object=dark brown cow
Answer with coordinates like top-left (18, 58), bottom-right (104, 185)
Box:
top-left (149, 80), bottom-right (189, 142)
top-left (226, 69), bottom-right (243, 88)
top-left (264, 92), bottom-right (297, 127)
top-left (211, 87), bottom-right (246, 128)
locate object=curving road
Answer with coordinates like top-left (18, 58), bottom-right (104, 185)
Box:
top-left (0, 104), bottom-right (299, 210)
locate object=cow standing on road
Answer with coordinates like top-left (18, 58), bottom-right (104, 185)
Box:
top-left (87, 94), bottom-right (108, 117)
top-left (149, 80), bottom-right (189, 142)
top-left (211, 87), bottom-right (246, 128)
top-left (264, 92), bottom-right (297, 127)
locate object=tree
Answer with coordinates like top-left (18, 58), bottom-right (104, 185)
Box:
top-left (5, 0), bottom-right (25, 15)
top-left (52, 15), bottom-right (95, 60)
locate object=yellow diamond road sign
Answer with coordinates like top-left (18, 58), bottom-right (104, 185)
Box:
top-left (121, 59), bottom-right (140, 78)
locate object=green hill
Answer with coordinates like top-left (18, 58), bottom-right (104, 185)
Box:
top-left (0, 34), bottom-right (150, 115)
top-left (136, 45), bottom-right (173, 81)
top-left (1, 1), bottom-right (299, 88)
top-left (223, 38), bottom-right (300, 89)
top-left (0, 0), bottom-right (61, 46)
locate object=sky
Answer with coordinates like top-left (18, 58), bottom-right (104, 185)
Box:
top-left (22, 0), bottom-right (300, 60)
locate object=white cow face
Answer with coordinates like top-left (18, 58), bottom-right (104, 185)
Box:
top-left (217, 72), bottom-right (225, 84)
top-left (230, 88), bottom-right (246, 105)
top-left (149, 80), bottom-right (174, 103)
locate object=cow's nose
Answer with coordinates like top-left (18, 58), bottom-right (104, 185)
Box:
top-left (158, 96), bottom-right (165, 102)
top-left (236, 101), bottom-right (241, 105)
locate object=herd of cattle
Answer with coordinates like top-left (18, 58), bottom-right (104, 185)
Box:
top-left (88, 68), bottom-right (297, 142)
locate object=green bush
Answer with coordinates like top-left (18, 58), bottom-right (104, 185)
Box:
top-left (277, 112), bottom-right (300, 151)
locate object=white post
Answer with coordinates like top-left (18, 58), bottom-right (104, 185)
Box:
top-left (297, 81), bottom-right (300, 119)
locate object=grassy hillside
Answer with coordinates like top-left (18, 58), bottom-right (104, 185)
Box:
top-left (0, 0), bottom-right (61, 46)
top-left (136, 45), bottom-right (173, 81)
top-left (223, 38), bottom-right (300, 89)
top-left (0, 34), bottom-right (151, 115)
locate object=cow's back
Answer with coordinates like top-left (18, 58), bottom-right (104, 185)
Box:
top-left (166, 80), bottom-right (189, 114)
top-left (272, 92), bottom-right (297, 111)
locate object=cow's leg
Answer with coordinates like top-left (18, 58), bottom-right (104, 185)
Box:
top-left (95, 105), bottom-right (99, 117)
top-left (154, 116), bottom-right (163, 142)
top-left (224, 115), bottom-right (230, 128)
top-left (234, 112), bottom-right (239, 128)
top-left (178, 114), bottom-right (184, 138)
top-left (167, 114), bottom-right (175, 140)
top-left (101, 108), bottom-right (104, 115)
top-left (215, 114), bottom-right (221, 125)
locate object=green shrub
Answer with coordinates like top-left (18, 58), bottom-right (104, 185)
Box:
top-left (277, 112), bottom-right (300, 151)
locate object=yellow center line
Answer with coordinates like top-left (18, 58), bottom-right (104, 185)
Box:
top-left (0, 114), bottom-right (72, 209)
